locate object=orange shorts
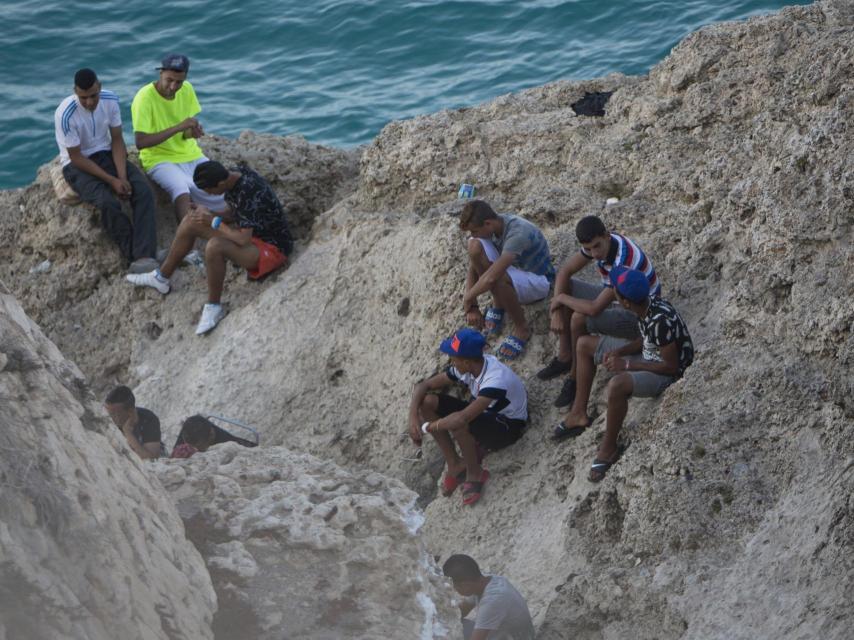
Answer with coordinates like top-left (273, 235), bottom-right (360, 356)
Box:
top-left (247, 237), bottom-right (288, 280)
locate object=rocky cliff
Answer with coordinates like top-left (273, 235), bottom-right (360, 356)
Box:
top-left (1, 0), bottom-right (853, 638)
top-left (0, 292), bottom-right (216, 640)
top-left (154, 445), bottom-right (459, 640)
top-left (0, 291), bottom-right (458, 639)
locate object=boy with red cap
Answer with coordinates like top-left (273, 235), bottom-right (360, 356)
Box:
top-left (408, 328), bottom-right (528, 505)
top-left (556, 266), bottom-right (694, 482)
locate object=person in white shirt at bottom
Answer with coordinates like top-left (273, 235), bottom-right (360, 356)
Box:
top-left (443, 554), bottom-right (535, 640)
top-left (408, 327), bottom-right (528, 506)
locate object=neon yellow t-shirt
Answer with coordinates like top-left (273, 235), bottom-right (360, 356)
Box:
top-left (131, 81), bottom-right (204, 170)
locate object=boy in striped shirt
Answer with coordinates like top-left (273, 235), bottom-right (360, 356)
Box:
top-left (538, 215), bottom-right (661, 418)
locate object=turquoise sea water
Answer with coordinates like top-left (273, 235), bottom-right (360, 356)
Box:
top-left (1, 0), bottom-right (808, 189)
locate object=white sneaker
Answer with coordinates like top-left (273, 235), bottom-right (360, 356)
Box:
top-left (128, 257), bottom-right (160, 274)
top-left (184, 249), bottom-right (205, 267)
top-left (195, 303), bottom-right (225, 335)
top-left (126, 269), bottom-right (171, 294)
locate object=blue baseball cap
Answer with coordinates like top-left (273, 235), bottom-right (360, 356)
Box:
top-left (158, 53), bottom-right (190, 73)
top-left (439, 328), bottom-right (486, 358)
top-left (609, 266), bottom-right (650, 303)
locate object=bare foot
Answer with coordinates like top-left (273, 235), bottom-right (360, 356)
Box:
top-left (464, 464), bottom-right (485, 483)
top-left (560, 411), bottom-right (591, 429)
top-left (594, 445), bottom-right (619, 463)
top-left (446, 462), bottom-right (467, 478)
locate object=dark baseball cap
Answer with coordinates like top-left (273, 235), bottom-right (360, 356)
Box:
top-left (439, 328), bottom-right (486, 359)
top-left (158, 53), bottom-right (190, 73)
top-left (609, 265), bottom-right (650, 303)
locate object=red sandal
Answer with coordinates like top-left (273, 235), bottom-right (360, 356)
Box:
top-left (441, 469), bottom-right (466, 497)
top-left (461, 469), bottom-right (491, 506)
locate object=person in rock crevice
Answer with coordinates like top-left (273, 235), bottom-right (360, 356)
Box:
top-left (103, 386), bottom-right (166, 460)
top-left (127, 160), bottom-right (293, 335)
top-left (442, 554), bottom-right (534, 640)
top-left (170, 414), bottom-right (257, 458)
top-left (408, 328), bottom-right (528, 506)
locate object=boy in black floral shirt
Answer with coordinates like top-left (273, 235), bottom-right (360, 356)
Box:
top-left (127, 160), bottom-right (293, 335)
top-left (555, 265), bottom-right (694, 482)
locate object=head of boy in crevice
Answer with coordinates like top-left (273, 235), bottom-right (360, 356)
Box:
top-left (442, 554), bottom-right (487, 597)
top-left (180, 415), bottom-right (218, 452)
top-left (103, 385), bottom-right (136, 429)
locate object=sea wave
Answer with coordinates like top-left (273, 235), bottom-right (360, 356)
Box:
top-left (0, 0), bottom-right (806, 188)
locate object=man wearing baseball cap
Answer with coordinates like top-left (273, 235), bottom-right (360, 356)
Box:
top-left (555, 265), bottom-right (694, 482)
top-left (131, 53), bottom-right (225, 224)
top-left (408, 327), bottom-right (528, 505)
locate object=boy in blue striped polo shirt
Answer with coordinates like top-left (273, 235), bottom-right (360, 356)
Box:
top-left (459, 200), bottom-right (555, 360)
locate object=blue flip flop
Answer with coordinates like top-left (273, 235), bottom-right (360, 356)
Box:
top-left (484, 308), bottom-right (505, 337)
top-left (497, 335), bottom-right (526, 360)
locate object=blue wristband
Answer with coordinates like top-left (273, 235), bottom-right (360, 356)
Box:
top-left (211, 216), bottom-right (222, 230)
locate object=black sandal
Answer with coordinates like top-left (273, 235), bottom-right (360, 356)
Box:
top-left (588, 447), bottom-right (623, 482)
top-left (551, 418), bottom-right (591, 441)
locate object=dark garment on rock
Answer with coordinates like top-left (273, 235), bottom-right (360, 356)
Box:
top-left (570, 91), bottom-right (613, 117)
top-left (173, 424), bottom-right (258, 450)
top-left (225, 164), bottom-right (293, 254)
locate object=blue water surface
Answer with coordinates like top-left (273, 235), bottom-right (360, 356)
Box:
top-left (0, 0), bottom-right (809, 188)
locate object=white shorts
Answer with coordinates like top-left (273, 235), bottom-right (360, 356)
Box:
top-left (477, 238), bottom-right (550, 304)
top-left (148, 157), bottom-right (226, 212)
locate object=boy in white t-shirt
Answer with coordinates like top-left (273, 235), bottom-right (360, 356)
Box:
top-left (408, 328), bottom-right (528, 506)
top-left (442, 554), bottom-right (535, 640)
top-left (54, 68), bottom-right (158, 273)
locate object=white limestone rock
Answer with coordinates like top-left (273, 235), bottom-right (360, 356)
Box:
top-left (0, 293), bottom-right (216, 640)
top-left (154, 445), bottom-right (460, 640)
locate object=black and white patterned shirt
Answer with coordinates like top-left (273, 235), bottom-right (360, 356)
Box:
top-left (639, 297), bottom-right (694, 377)
top-left (225, 163), bottom-right (293, 254)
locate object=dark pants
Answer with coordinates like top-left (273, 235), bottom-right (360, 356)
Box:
top-left (63, 150), bottom-right (157, 262)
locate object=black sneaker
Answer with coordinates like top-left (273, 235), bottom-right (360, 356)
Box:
top-left (536, 357), bottom-right (571, 380)
top-left (553, 377), bottom-right (577, 408)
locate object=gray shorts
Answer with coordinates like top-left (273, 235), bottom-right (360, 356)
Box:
top-left (594, 336), bottom-right (675, 398)
top-left (570, 278), bottom-right (640, 339)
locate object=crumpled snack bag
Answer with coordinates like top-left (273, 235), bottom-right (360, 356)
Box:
top-left (49, 161), bottom-right (82, 206)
